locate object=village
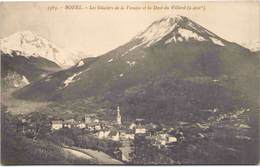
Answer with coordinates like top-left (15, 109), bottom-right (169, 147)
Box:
top-left (49, 106), bottom-right (185, 162)
top-left (13, 104), bottom-right (251, 163)
top-left (13, 106), bottom-right (186, 163)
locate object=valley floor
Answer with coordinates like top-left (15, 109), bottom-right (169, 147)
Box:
top-left (1, 88), bottom-right (49, 114)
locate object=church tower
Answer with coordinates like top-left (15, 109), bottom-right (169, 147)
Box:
top-left (85, 114), bottom-right (91, 124)
top-left (117, 106), bottom-right (122, 125)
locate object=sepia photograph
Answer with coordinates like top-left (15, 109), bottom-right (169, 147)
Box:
top-left (0, 1), bottom-right (259, 165)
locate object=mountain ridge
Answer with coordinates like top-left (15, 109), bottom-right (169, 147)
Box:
top-left (14, 15), bottom-right (259, 105)
top-left (0, 31), bottom-right (85, 67)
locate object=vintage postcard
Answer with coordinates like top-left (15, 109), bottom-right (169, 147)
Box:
top-left (0, 1), bottom-right (259, 165)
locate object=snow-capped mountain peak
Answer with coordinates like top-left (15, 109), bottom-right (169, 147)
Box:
top-left (133, 15), bottom-right (225, 48)
top-left (135, 15), bottom-right (182, 46)
top-left (0, 31), bottom-right (82, 68)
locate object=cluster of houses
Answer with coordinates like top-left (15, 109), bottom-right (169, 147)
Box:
top-left (51, 116), bottom-right (102, 131)
top-left (14, 106), bottom-right (185, 163)
top-left (50, 106), bottom-right (184, 162)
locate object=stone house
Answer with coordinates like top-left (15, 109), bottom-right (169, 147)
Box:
top-left (51, 120), bottom-right (63, 130)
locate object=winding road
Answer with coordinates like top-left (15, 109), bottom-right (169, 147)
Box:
top-left (63, 146), bottom-right (123, 164)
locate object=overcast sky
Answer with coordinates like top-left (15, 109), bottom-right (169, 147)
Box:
top-left (0, 1), bottom-right (259, 56)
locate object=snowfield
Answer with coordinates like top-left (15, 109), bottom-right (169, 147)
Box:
top-left (63, 72), bottom-right (82, 88)
top-left (178, 28), bottom-right (206, 41)
top-left (0, 31), bottom-right (85, 67)
top-left (128, 15), bottom-right (226, 50)
top-left (210, 37), bottom-right (225, 46)
top-left (76, 60), bottom-right (85, 67)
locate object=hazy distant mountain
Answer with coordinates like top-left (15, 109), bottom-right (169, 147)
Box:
top-left (240, 40), bottom-right (260, 52)
top-left (0, 31), bottom-right (92, 88)
top-left (0, 31), bottom-right (84, 67)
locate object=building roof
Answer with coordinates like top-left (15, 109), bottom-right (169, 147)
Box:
top-left (136, 124), bottom-right (146, 129)
top-left (52, 120), bottom-right (63, 124)
top-left (109, 131), bottom-right (119, 136)
top-left (64, 119), bottom-right (75, 123)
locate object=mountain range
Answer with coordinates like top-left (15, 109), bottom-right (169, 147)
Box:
top-left (0, 31), bottom-right (90, 88)
top-left (15, 16), bottom-right (259, 105)
top-left (2, 15), bottom-right (259, 164)
top-left (0, 31), bottom-right (86, 67)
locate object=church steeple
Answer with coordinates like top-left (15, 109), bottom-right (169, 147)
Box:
top-left (117, 106), bottom-right (122, 125)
